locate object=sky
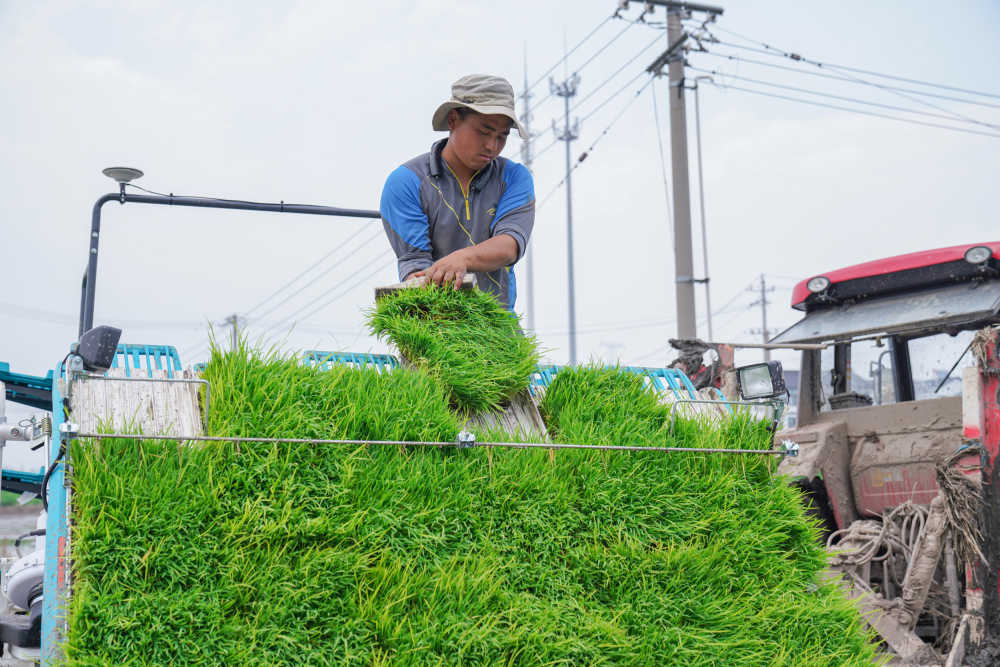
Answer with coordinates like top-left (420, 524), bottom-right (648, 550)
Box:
top-left (2, 0), bottom-right (998, 417)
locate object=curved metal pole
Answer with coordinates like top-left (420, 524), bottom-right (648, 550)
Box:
top-left (80, 192), bottom-right (381, 336)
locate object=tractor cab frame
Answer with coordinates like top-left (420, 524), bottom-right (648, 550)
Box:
top-left (770, 242), bottom-right (1000, 662)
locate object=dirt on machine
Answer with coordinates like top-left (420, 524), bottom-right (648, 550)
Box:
top-left (688, 241), bottom-right (1000, 666)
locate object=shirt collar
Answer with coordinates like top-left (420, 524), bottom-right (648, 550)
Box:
top-left (429, 138), bottom-right (498, 188)
top-left (429, 138), bottom-right (448, 178)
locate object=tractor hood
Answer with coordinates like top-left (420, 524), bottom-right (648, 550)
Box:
top-left (771, 278), bottom-right (1000, 344)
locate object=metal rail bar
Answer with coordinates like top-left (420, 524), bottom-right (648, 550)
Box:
top-left (70, 431), bottom-right (789, 456)
top-left (80, 192), bottom-right (381, 336)
top-left (711, 341), bottom-right (828, 351)
top-left (77, 375), bottom-right (210, 431)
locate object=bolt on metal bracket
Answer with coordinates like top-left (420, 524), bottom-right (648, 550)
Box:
top-left (780, 440), bottom-right (800, 458)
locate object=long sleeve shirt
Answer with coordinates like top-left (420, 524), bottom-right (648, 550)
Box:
top-left (379, 139), bottom-right (535, 309)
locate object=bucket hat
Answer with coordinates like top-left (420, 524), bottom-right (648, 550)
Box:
top-left (432, 74), bottom-right (526, 139)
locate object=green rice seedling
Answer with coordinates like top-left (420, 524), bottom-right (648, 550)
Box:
top-left (65, 348), bottom-right (877, 665)
top-left (368, 284), bottom-right (539, 413)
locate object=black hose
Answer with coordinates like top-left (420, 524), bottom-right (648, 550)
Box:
top-left (40, 443), bottom-right (65, 513)
top-left (13, 529), bottom-right (45, 549)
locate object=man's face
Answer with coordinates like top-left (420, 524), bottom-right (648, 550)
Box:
top-left (446, 110), bottom-right (512, 172)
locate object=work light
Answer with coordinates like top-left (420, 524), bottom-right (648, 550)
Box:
top-left (964, 245), bottom-right (992, 265)
top-left (806, 276), bottom-right (830, 293)
top-left (736, 361), bottom-right (787, 400)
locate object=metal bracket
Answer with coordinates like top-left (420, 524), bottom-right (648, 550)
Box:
top-left (59, 422), bottom-right (80, 440)
top-left (779, 440), bottom-right (800, 458)
top-left (0, 417), bottom-right (43, 442)
top-left (456, 430), bottom-right (476, 448)
top-left (64, 352), bottom-right (85, 402)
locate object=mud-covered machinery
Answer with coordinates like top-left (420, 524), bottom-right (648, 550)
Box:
top-left (772, 242), bottom-right (1000, 664)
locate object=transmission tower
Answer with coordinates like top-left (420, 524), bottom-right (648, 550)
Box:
top-left (519, 48), bottom-right (537, 334)
top-left (748, 274), bottom-right (776, 361)
top-left (550, 73), bottom-right (581, 366)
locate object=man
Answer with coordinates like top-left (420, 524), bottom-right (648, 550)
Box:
top-left (380, 74), bottom-right (535, 310)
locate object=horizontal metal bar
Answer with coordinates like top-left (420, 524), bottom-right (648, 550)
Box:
top-left (71, 432), bottom-right (785, 456)
top-left (117, 192), bottom-right (381, 219)
top-left (78, 375), bottom-right (210, 432)
top-left (638, 0), bottom-right (724, 15)
top-left (82, 190), bottom-right (380, 334)
top-left (710, 341), bottom-right (829, 351)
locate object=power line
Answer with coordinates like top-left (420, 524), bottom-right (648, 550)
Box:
top-left (525, 14), bottom-right (615, 95)
top-left (689, 65), bottom-right (996, 126)
top-left (706, 39), bottom-right (999, 131)
top-left (705, 81), bottom-right (1000, 139)
top-left (581, 68), bottom-right (650, 123)
top-left (700, 51), bottom-right (1000, 110)
top-left (571, 29), bottom-right (664, 113)
top-left (536, 75), bottom-right (656, 212)
top-left (258, 249), bottom-right (395, 338)
top-left (706, 24), bottom-right (1000, 100)
top-left (241, 225), bottom-right (372, 319)
top-left (0, 300), bottom-right (213, 331)
top-left (560, 283), bottom-right (754, 363)
top-left (536, 59), bottom-right (650, 161)
top-left (180, 339), bottom-right (211, 364)
top-left (246, 227), bottom-right (384, 325)
top-left (533, 136), bottom-right (561, 160)
top-left (535, 283), bottom-right (752, 338)
top-left (159, 229), bottom-right (381, 363)
top-left (283, 255), bottom-right (396, 334)
top-left (183, 253), bottom-right (394, 361)
top-left (650, 78), bottom-right (673, 248)
top-left (532, 16), bottom-right (640, 112)
top-left (572, 17), bottom-right (639, 79)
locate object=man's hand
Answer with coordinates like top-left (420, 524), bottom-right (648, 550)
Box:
top-left (411, 249), bottom-right (471, 290)
top-left (411, 235), bottom-right (519, 290)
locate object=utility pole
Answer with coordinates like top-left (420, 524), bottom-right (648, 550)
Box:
top-left (692, 75), bottom-right (713, 342)
top-left (666, 7), bottom-right (696, 339)
top-left (550, 73), bottom-right (581, 366)
top-left (519, 45), bottom-right (536, 334)
top-left (748, 274), bottom-right (775, 361)
top-left (223, 314), bottom-right (241, 352)
top-left (638, 0), bottom-right (724, 340)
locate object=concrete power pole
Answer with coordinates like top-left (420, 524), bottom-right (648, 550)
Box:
top-left (550, 73), bottom-right (581, 366)
top-left (519, 46), bottom-right (536, 334)
top-left (666, 7), bottom-right (696, 339)
top-left (748, 274), bottom-right (775, 361)
top-left (223, 314), bottom-right (241, 352)
top-left (639, 0), bottom-right (724, 340)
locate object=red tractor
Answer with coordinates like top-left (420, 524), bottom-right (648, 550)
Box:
top-left (769, 242), bottom-right (1000, 664)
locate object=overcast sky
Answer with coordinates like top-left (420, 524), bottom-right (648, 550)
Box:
top-left (3, 0), bottom-right (998, 394)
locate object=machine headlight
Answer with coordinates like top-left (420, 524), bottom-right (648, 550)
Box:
top-left (736, 361), bottom-right (787, 400)
top-left (77, 325), bottom-right (122, 372)
top-left (806, 276), bottom-right (830, 293)
top-left (964, 245), bottom-right (992, 265)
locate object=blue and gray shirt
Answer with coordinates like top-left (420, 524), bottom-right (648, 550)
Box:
top-left (379, 139), bottom-right (535, 309)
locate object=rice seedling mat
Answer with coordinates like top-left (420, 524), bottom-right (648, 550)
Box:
top-left (62, 347), bottom-right (876, 666)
